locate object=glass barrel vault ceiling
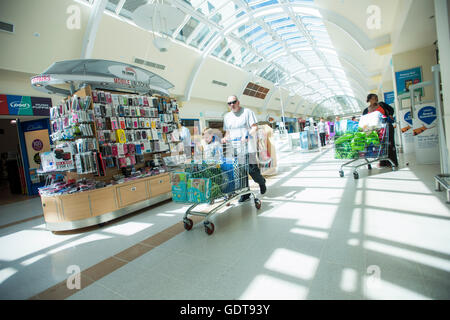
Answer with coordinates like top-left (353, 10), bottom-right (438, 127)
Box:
top-left (100, 0), bottom-right (363, 116)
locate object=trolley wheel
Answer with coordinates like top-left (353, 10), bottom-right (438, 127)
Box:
top-left (353, 172), bottom-right (359, 180)
top-left (205, 222), bottom-right (215, 235)
top-left (367, 164), bottom-right (372, 170)
top-left (254, 198), bottom-right (261, 210)
top-left (183, 218), bottom-right (193, 231)
top-left (339, 170), bottom-right (344, 177)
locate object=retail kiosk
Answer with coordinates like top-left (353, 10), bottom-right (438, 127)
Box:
top-left (31, 59), bottom-right (184, 231)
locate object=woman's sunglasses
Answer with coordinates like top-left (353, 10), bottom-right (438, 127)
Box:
top-left (227, 100), bottom-right (238, 105)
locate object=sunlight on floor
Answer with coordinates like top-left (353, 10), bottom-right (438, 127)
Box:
top-left (0, 230), bottom-right (78, 261)
top-left (20, 254), bottom-right (47, 267)
top-left (264, 248), bottom-right (320, 281)
top-left (364, 240), bottom-right (450, 271)
top-left (0, 267), bottom-right (17, 285)
top-left (340, 268), bottom-right (358, 293)
top-left (363, 275), bottom-right (431, 300)
top-left (290, 227), bottom-right (329, 239)
top-left (239, 274), bottom-right (309, 300)
top-left (47, 233), bottom-right (112, 254)
top-left (101, 221), bottom-right (154, 236)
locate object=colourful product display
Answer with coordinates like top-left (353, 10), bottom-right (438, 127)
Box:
top-left (187, 178), bottom-right (211, 203)
top-left (171, 172), bottom-right (190, 202)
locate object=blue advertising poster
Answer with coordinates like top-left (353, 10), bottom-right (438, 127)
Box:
top-left (0, 94), bottom-right (51, 116)
top-left (384, 91), bottom-right (395, 105)
top-left (6, 95), bottom-right (33, 116)
top-left (413, 103), bottom-right (439, 164)
top-left (17, 119), bottom-right (51, 195)
top-left (395, 67), bottom-right (423, 96)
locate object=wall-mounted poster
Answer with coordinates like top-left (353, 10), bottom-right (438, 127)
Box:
top-left (413, 103), bottom-right (439, 164)
top-left (24, 129), bottom-right (51, 169)
top-left (399, 109), bottom-right (415, 154)
top-left (395, 67), bottom-right (423, 96)
top-left (383, 91), bottom-right (395, 105)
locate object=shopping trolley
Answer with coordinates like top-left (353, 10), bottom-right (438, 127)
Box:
top-left (336, 122), bottom-right (397, 179)
top-left (171, 140), bottom-right (261, 235)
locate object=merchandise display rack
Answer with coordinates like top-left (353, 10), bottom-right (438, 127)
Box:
top-left (38, 84), bottom-right (185, 231)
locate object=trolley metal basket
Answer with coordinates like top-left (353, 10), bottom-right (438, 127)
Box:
top-left (171, 140), bottom-right (261, 235)
top-left (336, 123), bottom-right (397, 179)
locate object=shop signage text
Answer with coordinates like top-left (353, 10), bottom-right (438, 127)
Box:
top-left (0, 94), bottom-right (52, 116)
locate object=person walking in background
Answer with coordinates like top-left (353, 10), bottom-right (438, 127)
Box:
top-left (202, 127), bottom-right (223, 162)
top-left (335, 115), bottom-right (342, 136)
top-left (363, 93), bottom-right (398, 167)
top-left (222, 95), bottom-right (267, 202)
top-left (318, 117), bottom-right (327, 147)
top-left (179, 121), bottom-right (192, 159)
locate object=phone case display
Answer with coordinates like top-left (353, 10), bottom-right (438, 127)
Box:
top-left (92, 90), bottom-right (182, 173)
top-left (40, 86), bottom-right (180, 200)
top-left (50, 96), bottom-right (95, 142)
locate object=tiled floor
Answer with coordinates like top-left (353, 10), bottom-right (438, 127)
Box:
top-left (1, 138), bottom-right (449, 300)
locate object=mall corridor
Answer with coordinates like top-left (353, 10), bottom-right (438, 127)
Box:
top-left (0, 139), bottom-right (449, 300)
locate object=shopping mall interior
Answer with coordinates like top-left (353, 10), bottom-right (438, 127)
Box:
top-left (0, 0), bottom-right (449, 301)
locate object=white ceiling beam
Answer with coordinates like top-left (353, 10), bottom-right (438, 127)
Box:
top-left (172, 14), bottom-right (192, 38)
top-left (81, 0), bottom-right (108, 59)
top-left (115, 0), bottom-right (126, 15)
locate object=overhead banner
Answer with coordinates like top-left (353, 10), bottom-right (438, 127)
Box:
top-left (384, 91), bottom-right (395, 105)
top-left (395, 66), bottom-right (423, 96)
top-left (0, 94), bottom-right (51, 116)
top-left (399, 109), bottom-right (415, 154)
top-left (413, 103), bottom-right (439, 164)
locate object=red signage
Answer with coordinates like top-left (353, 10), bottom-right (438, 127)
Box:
top-left (31, 75), bottom-right (51, 85)
top-left (114, 78), bottom-right (131, 85)
top-left (0, 94), bottom-right (8, 115)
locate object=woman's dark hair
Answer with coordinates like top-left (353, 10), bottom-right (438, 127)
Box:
top-left (367, 93), bottom-right (378, 103)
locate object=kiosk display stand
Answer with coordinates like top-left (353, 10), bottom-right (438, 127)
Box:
top-left (32, 59), bottom-right (186, 231)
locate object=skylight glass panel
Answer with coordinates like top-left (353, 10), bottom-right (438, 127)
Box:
top-left (223, 48), bottom-right (233, 59)
top-left (249, 0), bottom-right (279, 10)
top-left (266, 17), bottom-right (291, 26)
top-left (285, 38), bottom-right (306, 45)
top-left (176, 17), bottom-right (200, 42)
top-left (281, 33), bottom-right (303, 41)
top-left (216, 5), bottom-right (245, 24)
top-left (250, 33), bottom-right (272, 46)
top-left (276, 26), bottom-right (299, 35)
top-left (265, 45), bottom-right (283, 57)
top-left (200, 31), bottom-right (219, 50)
top-left (263, 13), bottom-right (288, 23)
top-left (196, 1), bottom-right (215, 16)
top-left (274, 23), bottom-right (296, 31)
top-left (212, 38), bottom-right (228, 56)
top-left (238, 25), bottom-right (261, 38)
top-left (190, 25), bottom-right (211, 48)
